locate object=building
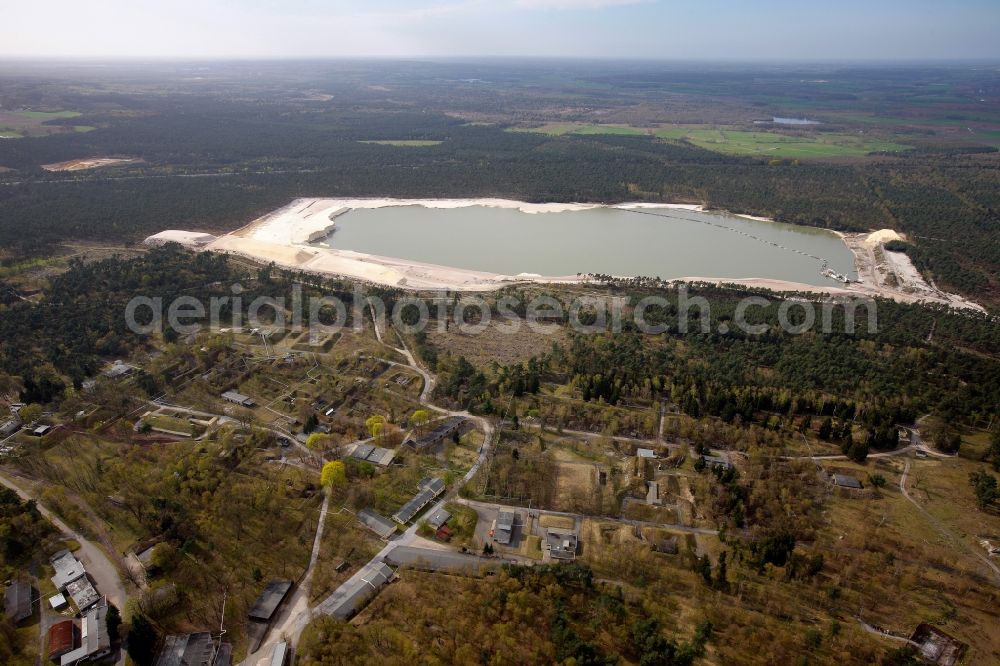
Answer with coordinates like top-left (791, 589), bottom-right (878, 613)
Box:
top-left (60, 605), bottom-right (112, 666)
top-left (909, 623), bottom-right (967, 666)
top-left (349, 443), bottom-right (396, 467)
top-left (646, 481), bottom-right (660, 505)
top-left (221, 391), bottom-right (256, 408)
top-left (392, 478), bottom-right (446, 524)
top-left (248, 580), bottom-right (293, 623)
top-left (494, 511), bottom-right (515, 546)
top-left (545, 530), bottom-right (578, 562)
top-left (48, 620), bottom-right (76, 661)
top-left (4, 579), bottom-right (32, 623)
top-left (315, 560), bottom-right (394, 620)
top-left (385, 546), bottom-right (504, 576)
top-left (65, 576), bottom-right (100, 612)
top-left (247, 580), bottom-right (293, 653)
top-left (155, 632), bottom-right (224, 666)
top-left (636, 448), bottom-right (656, 459)
top-left (269, 641), bottom-right (289, 666)
top-left (50, 550), bottom-right (86, 590)
top-left (425, 508), bottom-right (451, 531)
top-left (32, 424), bottom-right (53, 437)
top-left (0, 418), bottom-right (21, 438)
top-left (103, 360), bottom-right (137, 379)
top-left (831, 474), bottom-right (862, 490)
top-left (48, 593), bottom-right (68, 610)
top-left (357, 509), bottom-right (397, 540)
top-left (405, 417), bottom-right (467, 452)
top-left (701, 455), bottom-right (734, 471)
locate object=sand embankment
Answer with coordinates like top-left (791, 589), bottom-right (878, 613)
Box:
top-left (148, 199), bottom-right (984, 310)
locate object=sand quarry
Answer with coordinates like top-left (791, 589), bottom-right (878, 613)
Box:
top-left (145, 197), bottom-right (983, 310)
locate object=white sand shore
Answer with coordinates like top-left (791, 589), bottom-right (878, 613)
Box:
top-left (148, 198), bottom-right (984, 310)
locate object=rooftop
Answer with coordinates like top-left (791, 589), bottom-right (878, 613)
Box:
top-left (50, 550), bottom-right (86, 590)
top-left (65, 576), bottom-right (100, 612)
top-left (60, 605), bottom-right (111, 666)
top-left (316, 560), bottom-right (394, 620)
top-left (831, 473), bottom-right (863, 489)
top-left (4, 579), bottom-right (32, 623)
top-left (426, 508), bottom-right (451, 530)
top-left (248, 580), bottom-right (293, 622)
top-left (155, 632), bottom-right (217, 666)
top-left (358, 509), bottom-right (397, 540)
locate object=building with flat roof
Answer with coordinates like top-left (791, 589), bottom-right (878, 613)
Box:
top-left (636, 448), bottom-right (656, 459)
top-left (221, 391), bottom-right (256, 408)
top-left (50, 550), bottom-right (86, 590)
top-left (65, 576), bottom-right (100, 612)
top-left (349, 443), bottom-right (396, 467)
top-left (60, 605), bottom-right (111, 666)
top-left (155, 632), bottom-right (221, 666)
top-left (269, 641), bottom-right (289, 666)
top-left (0, 418), bottom-right (21, 438)
top-left (545, 530), bottom-right (578, 562)
top-left (831, 473), bottom-right (863, 489)
top-left (248, 580), bottom-right (293, 622)
top-left (316, 560), bottom-right (394, 620)
top-left (494, 511), bottom-right (515, 546)
top-left (4, 579), bottom-right (32, 623)
top-left (48, 620), bottom-right (75, 661)
top-left (358, 509), bottom-right (397, 540)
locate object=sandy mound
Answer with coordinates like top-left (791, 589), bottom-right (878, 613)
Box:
top-left (865, 229), bottom-right (903, 245)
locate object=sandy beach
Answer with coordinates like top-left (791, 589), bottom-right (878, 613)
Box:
top-left (146, 197), bottom-right (984, 310)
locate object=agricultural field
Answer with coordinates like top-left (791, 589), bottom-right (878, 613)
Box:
top-left (0, 110), bottom-right (88, 139)
top-left (653, 126), bottom-right (914, 158)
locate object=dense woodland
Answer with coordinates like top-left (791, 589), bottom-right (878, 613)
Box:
top-left (1, 61), bottom-right (999, 303)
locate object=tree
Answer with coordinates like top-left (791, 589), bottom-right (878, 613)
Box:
top-left (411, 409), bottom-right (430, 435)
top-left (868, 473), bottom-right (887, 488)
top-left (321, 461), bottom-right (347, 489)
top-left (987, 428), bottom-right (1000, 471)
top-left (125, 613), bottom-right (159, 666)
top-left (366, 415), bottom-right (386, 442)
top-left (714, 551), bottom-right (729, 591)
top-left (818, 417), bottom-right (833, 441)
top-left (969, 470), bottom-right (998, 510)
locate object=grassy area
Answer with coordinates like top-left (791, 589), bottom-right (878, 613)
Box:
top-left (539, 513), bottom-right (575, 530)
top-left (359, 139), bottom-right (442, 146)
top-left (654, 126), bottom-right (913, 158)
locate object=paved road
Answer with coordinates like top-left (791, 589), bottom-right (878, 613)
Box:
top-left (0, 471), bottom-right (128, 610)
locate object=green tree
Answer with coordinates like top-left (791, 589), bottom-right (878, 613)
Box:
top-left (366, 415), bottom-right (386, 442)
top-left (321, 461), bottom-right (347, 489)
top-left (969, 470), bottom-right (998, 509)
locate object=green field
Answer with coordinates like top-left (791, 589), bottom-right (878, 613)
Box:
top-left (0, 110), bottom-right (84, 139)
top-left (508, 123), bottom-right (647, 136)
top-left (359, 139), bottom-right (442, 146)
top-left (654, 126), bottom-right (912, 158)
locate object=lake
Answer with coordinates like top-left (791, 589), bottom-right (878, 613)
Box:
top-left (316, 205), bottom-right (857, 286)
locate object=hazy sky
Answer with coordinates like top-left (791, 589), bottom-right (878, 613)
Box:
top-left (3, 0), bottom-right (999, 60)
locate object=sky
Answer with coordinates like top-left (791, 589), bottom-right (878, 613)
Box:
top-left (3, 0), bottom-right (999, 60)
